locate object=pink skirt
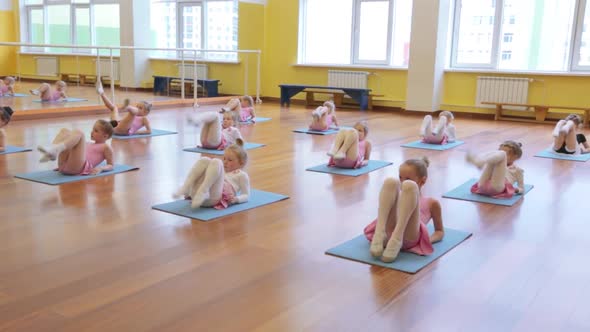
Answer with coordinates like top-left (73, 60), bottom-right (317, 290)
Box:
top-left (213, 180), bottom-right (236, 210)
top-left (59, 160), bottom-right (93, 176)
top-left (201, 136), bottom-right (227, 150)
top-left (309, 123), bottom-right (329, 131)
top-left (364, 219), bottom-right (434, 256)
top-left (470, 179), bottom-right (515, 199)
top-left (422, 134), bottom-right (448, 145)
top-left (328, 155), bottom-right (363, 169)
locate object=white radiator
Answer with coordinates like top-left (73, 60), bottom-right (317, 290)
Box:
top-left (177, 64), bottom-right (208, 80)
top-left (35, 57), bottom-right (59, 77)
top-left (95, 59), bottom-right (120, 81)
top-left (476, 76), bottom-right (530, 110)
top-left (328, 70), bottom-right (369, 89)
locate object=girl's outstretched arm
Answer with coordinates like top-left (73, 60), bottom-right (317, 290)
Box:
top-left (90, 144), bottom-right (114, 174)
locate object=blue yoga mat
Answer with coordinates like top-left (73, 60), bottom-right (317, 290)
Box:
top-left (14, 164), bottom-right (139, 185)
top-left (113, 129), bottom-right (177, 140)
top-left (325, 225), bottom-right (472, 274)
top-left (306, 160), bottom-right (392, 177)
top-left (293, 128), bottom-right (340, 135)
top-left (240, 117), bottom-right (271, 124)
top-left (33, 97), bottom-right (88, 103)
top-left (0, 93), bottom-right (27, 98)
top-left (183, 142), bottom-right (265, 155)
top-left (0, 146), bottom-right (32, 155)
top-left (534, 149), bottom-right (590, 162)
top-left (401, 140), bottom-right (465, 150)
top-left (443, 178), bottom-right (534, 206)
top-left (152, 189), bottom-right (289, 221)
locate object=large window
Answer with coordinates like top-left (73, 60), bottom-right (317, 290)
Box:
top-left (298, 0), bottom-right (412, 67)
top-left (23, 0), bottom-right (120, 55)
top-left (451, 0), bottom-right (590, 72)
top-left (150, 0), bottom-right (238, 61)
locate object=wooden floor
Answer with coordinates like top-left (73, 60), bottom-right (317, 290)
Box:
top-left (1, 102), bottom-right (589, 332)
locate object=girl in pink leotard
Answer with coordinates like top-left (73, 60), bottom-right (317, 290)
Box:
top-left (0, 107), bottom-right (14, 153)
top-left (309, 101), bottom-right (338, 131)
top-left (37, 120), bottom-right (114, 176)
top-left (173, 139), bottom-right (250, 209)
top-left (95, 78), bottom-right (152, 136)
top-left (30, 80), bottom-right (67, 101)
top-left (466, 140), bottom-right (525, 199)
top-left (187, 110), bottom-right (243, 150)
top-left (0, 76), bottom-right (16, 97)
top-left (327, 121), bottom-right (372, 169)
top-left (365, 157), bottom-right (445, 263)
top-left (420, 111), bottom-right (456, 144)
top-left (220, 95), bottom-right (257, 123)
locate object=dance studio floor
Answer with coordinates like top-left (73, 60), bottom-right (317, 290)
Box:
top-left (1, 102), bottom-right (589, 331)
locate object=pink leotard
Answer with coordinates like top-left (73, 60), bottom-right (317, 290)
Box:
top-left (309, 113), bottom-right (334, 131)
top-left (328, 139), bottom-right (367, 169)
top-left (364, 196), bottom-right (435, 256)
top-left (59, 143), bottom-right (106, 175)
top-left (128, 116), bottom-right (145, 135)
top-left (470, 180), bottom-right (515, 198)
top-left (0, 86), bottom-right (9, 95)
top-left (42, 90), bottom-right (63, 102)
top-left (239, 107), bottom-right (255, 122)
top-left (213, 179), bottom-right (237, 210)
top-left (422, 134), bottom-right (448, 145)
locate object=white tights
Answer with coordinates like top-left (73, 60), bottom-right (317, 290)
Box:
top-left (189, 111), bottom-right (223, 147)
top-left (174, 157), bottom-right (225, 208)
top-left (468, 150), bottom-right (508, 193)
top-left (328, 128), bottom-right (359, 160)
top-left (420, 115), bottom-right (447, 141)
top-left (552, 120), bottom-right (577, 153)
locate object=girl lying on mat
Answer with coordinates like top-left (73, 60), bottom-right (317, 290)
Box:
top-left (221, 96), bottom-right (257, 123)
top-left (173, 139), bottom-right (250, 209)
top-left (37, 120), bottom-right (114, 176)
top-left (420, 111), bottom-right (456, 144)
top-left (327, 121), bottom-right (372, 169)
top-left (0, 76), bottom-right (16, 96)
top-left (466, 140), bottom-right (524, 198)
top-left (309, 101), bottom-right (339, 131)
top-left (365, 157), bottom-right (444, 263)
top-left (0, 107), bottom-right (14, 152)
top-left (188, 110), bottom-right (243, 150)
top-left (96, 78), bottom-right (152, 136)
top-left (30, 80), bottom-right (67, 102)
top-left (551, 114), bottom-right (590, 155)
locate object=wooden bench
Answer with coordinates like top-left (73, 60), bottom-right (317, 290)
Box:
top-left (304, 88), bottom-right (383, 110)
top-left (153, 76), bottom-right (220, 97)
top-left (482, 102), bottom-right (590, 127)
top-left (60, 73), bottom-right (98, 85)
top-left (279, 84), bottom-right (372, 110)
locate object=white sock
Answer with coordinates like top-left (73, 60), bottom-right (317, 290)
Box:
top-left (466, 151), bottom-right (484, 169)
top-left (381, 238), bottom-right (403, 263)
top-left (334, 151), bottom-right (346, 160)
top-left (30, 89), bottom-right (39, 96)
top-left (191, 191), bottom-right (210, 209)
top-left (96, 78), bottom-right (104, 95)
top-left (432, 115), bottom-right (447, 136)
top-left (37, 143), bottom-right (65, 162)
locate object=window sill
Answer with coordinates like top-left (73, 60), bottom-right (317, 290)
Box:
top-left (445, 67), bottom-right (590, 77)
top-left (294, 63), bottom-right (408, 71)
top-left (18, 51), bottom-right (120, 58)
top-left (149, 56), bottom-right (241, 64)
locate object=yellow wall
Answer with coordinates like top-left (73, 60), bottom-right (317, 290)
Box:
top-left (0, 9), bottom-right (17, 75)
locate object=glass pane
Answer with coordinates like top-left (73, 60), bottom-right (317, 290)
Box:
top-left (499, 0), bottom-right (575, 71)
top-left (47, 5), bottom-right (71, 53)
top-left (182, 5), bottom-right (202, 51)
top-left (150, 1), bottom-right (176, 57)
top-left (455, 0), bottom-right (496, 65)
top-left (75, 7), bottom-right (91, 50)
top-left (303, 0), bottom-right (353, 64)
top-left (392, 0), bottom-right (412, 66)
top-left (577, 0), bottom-right (590, 66)
top-left (205, 0), bottom-right (237, 61)
top-left (358, 1), bottom-right (389, 62)
top-left (25, 0), bottom-right (42, 4)
top-left (95, 4), bottom-right (120, 56)
top-left (29, 8), bottom-right (44, 44)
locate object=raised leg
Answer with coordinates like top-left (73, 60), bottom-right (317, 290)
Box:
top-left (469, 150), bottom-right (507, 193)
top-left (191, 158), bottom-right (224, 208)
top-left (38, 128), bottom-right (86, 175)
top-left (552, 120), bottom-right (567, 151)
top-left (334, 128), bottom-right (359, 160)
top-left (189, 111), bottom-right (222, 147)
top-left (370, 177), bottom-right (401, 258)
top-left (420, 115), bottom-right (433, 137)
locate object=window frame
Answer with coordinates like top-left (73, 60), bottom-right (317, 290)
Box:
top-left (22, 0), bottom-right (120, 54)
top-left (451, 0), bottom-right (590, 72)
top-left (177, 1), bottom-right (205, 52)
top-left (298, 0), bottom-right (402, 67)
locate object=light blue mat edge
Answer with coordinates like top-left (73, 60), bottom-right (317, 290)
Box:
top-left (151, 189), bottom-right (289, 221)
top-left (183, 142), bottom-right (266, 155)
top-left (240, 117), bottom-right (271, 124)
top-left (14, 164), bottom-right (139, 185)
top-left (306, 160), bottom-right (393, 176)
top-left (442, 178), bottom-right (534, 206)
top-left (534, 149), bottom-right (590, 162)
top-left (0, 146), bottom-right (32, 155)
top-left (0, 93), bottom-right (28, 97)
top-left (113, 129), bottom-right (178, 139)
top-left (33, 98), bottom-right (88, 103)
top-left (401, 140), bottom-right (465, 150)
top-left (293, 128), bottom-right (339, 135)
top-left (325, 226), bottom-right (472, 274)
